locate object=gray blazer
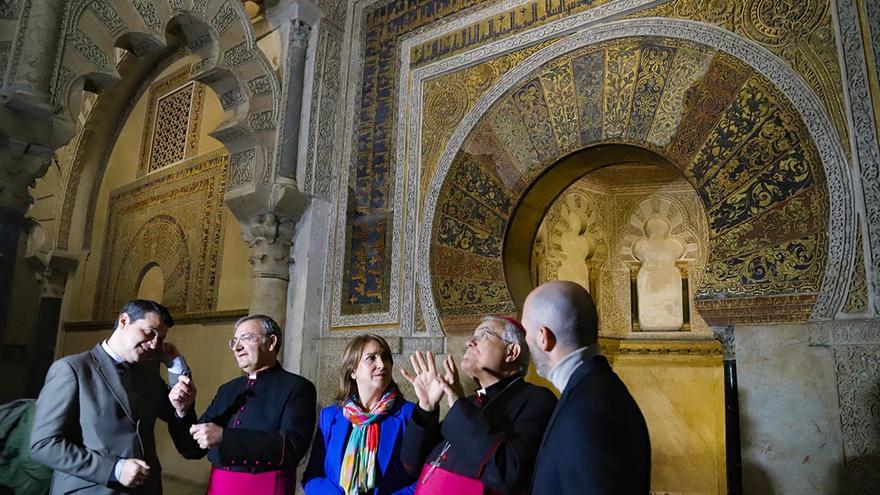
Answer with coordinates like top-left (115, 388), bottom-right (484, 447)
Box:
top-left (30, 344), bottom-right (197, 494)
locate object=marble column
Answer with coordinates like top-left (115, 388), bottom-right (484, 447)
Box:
top-left (241, 213), bottom-right (296, 328)
top-left (1, 0), bottom-right (74, 332)
top-left (712, 325), bottom-right (742, 495)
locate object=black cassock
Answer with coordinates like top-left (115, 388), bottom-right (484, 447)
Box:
top-left (181, 363), bottom-right (317, 473)
top-left (400, 374), bottom-right (557, 494)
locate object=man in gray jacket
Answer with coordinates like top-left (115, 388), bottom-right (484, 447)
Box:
top-left (30, 299), bottom-right (198, 494)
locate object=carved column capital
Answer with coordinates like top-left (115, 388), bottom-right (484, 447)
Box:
top-left (0, 138), bottom-right (55, 214)
top-left (265, 0), bottom-right (322, 29)
top-left (290, 20), bottom-right (311, 47)
top-left (241, 213), bottom-right (295, 281)
top-left (25, 250), bottom-right (79, 299)
top-left (711, 325), bottom-right (736, 361)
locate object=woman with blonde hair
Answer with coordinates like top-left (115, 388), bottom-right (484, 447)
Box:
top-left (303, 334), bottom-right (418, 495)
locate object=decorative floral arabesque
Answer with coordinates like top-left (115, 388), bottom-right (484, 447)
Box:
top-left (430, 36), bottom-right (828, 326)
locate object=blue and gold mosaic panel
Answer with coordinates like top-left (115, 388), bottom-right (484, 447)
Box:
top-left (429, 36), bottom-right (830, 327)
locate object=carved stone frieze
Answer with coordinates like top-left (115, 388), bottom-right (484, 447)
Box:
top-left (247, 110), bottom-right (275, 130)
top-left (211, 1), bottom-right (239, 34)
top-left (219, 87), bottom-right (243, 109)
top-left (68, 28), bottom-right (111, 69)
top-left (227, 148), bottom-right (256, 189)
top-left (222, 41), bottom-right (252, 67)
top-left (89, 0), bottom-right (123, 35)
top-left (837, 0), bottom-right (880, 314)
top-left (191, 56), bottom-right (216, 74)
top-left (809, 319), bottom-right (880, 346)
top-left (832, 343), bottom-right (880, 494)
top-left (808, 319), bottom-right (880, 493)
top-left (0, 0), bottom-right (19, 18)
top-left (303, 22), bottom-right (343, 200)
top-left (843, 226), bottom-right (869, 314)
top-left (247, 75), bottom-right (271, 95)
top-left (132, 0), bottom-right (162, 31)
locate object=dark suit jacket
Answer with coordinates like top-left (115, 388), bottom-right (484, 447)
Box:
top-left (302, 400), bottom-right (417, 495)
top-left (532, 356), bottom-right (651, 495)
top-left (29, 344), bottom-right (197, 495)
top-left (180, 363), bottom-right (317, 474)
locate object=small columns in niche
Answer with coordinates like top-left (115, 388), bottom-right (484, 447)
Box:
top-left (621, 198), bottom-right (699, 332)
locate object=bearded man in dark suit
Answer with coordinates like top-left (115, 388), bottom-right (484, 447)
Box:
top-left (522, 281), bottom-right (651, 494)
top-left (30, 299), bottom-right (198, 494)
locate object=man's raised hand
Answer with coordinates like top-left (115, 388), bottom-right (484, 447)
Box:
top-left (168, 375), bottom-right (195, 417)
top-left (400, 350), bottom-right (446, 412)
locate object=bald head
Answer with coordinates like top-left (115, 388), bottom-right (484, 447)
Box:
top-left (522, 281), bottom-right (598, 352)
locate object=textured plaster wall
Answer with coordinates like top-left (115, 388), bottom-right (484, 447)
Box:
top-left (735, 324), bottom-right (846, 493)
top-left (153, 320), bottom-right (242, 483)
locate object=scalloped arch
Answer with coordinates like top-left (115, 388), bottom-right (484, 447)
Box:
top-left (54, 0), bottom-right (283, 252)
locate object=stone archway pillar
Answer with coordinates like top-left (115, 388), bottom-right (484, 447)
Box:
top-left (0, 0), bottom-right (76, 332)
top-left (241, 213), bottom-right (296, 328)
top-left (24, 253), bottom-right (78, 396)
top-left (0, 146), bottom-right (56, 334)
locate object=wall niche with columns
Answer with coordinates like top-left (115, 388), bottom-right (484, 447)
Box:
top-left (533, 162), bottom-right (709, 336)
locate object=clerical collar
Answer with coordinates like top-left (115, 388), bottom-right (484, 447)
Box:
top-left (101, 341), bottom-right (124, 365)
top-left (247, 361), bottom-right (282, 379)
top-left (477, 373), bottom-right (523, 402)
top-left (548, 344), bottom-right (599, 392)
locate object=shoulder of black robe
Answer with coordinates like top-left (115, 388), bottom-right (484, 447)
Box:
top-left (404, 375), bottom-right (557, 493)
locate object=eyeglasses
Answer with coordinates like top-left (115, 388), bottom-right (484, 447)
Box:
top-left (228, 333), bottom-right (266, 349)
top-left (472, 327), bottom-right (503, 342)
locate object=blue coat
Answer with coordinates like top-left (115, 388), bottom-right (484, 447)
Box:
top-left (303, 399), bottom-right (417, 495)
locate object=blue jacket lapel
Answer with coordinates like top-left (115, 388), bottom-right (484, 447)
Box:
top-left (327, 408), bottom-right (351, 482)
top-left (377, 410), bottom-right (402, 475)
top-left (330, 400), bottom-right (405, 482)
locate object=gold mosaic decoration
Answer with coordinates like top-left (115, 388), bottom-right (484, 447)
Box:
top-left (420, 40), bottom-right (555, 201)
top-left (631, 0), bottom-right (849, 157)
top-left (411, 0), bottom-right (612, 66)
top-left (95, 150), bottom-right (227, 319)
top-left (429, 36), bottom-right (829, 326)
top-left (138, 64), bottom-right (205, 176)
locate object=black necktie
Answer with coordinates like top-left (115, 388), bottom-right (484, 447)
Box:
top-left (116, 362), bottom-right (138, 411)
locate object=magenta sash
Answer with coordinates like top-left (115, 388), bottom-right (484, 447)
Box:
top-left (414, 464), bottom-right (501, 495)
top-left (206, 467), bottom-right (293, 495)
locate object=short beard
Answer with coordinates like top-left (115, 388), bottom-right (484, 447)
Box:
top-left (530, 347), bottom-right (551, 378)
